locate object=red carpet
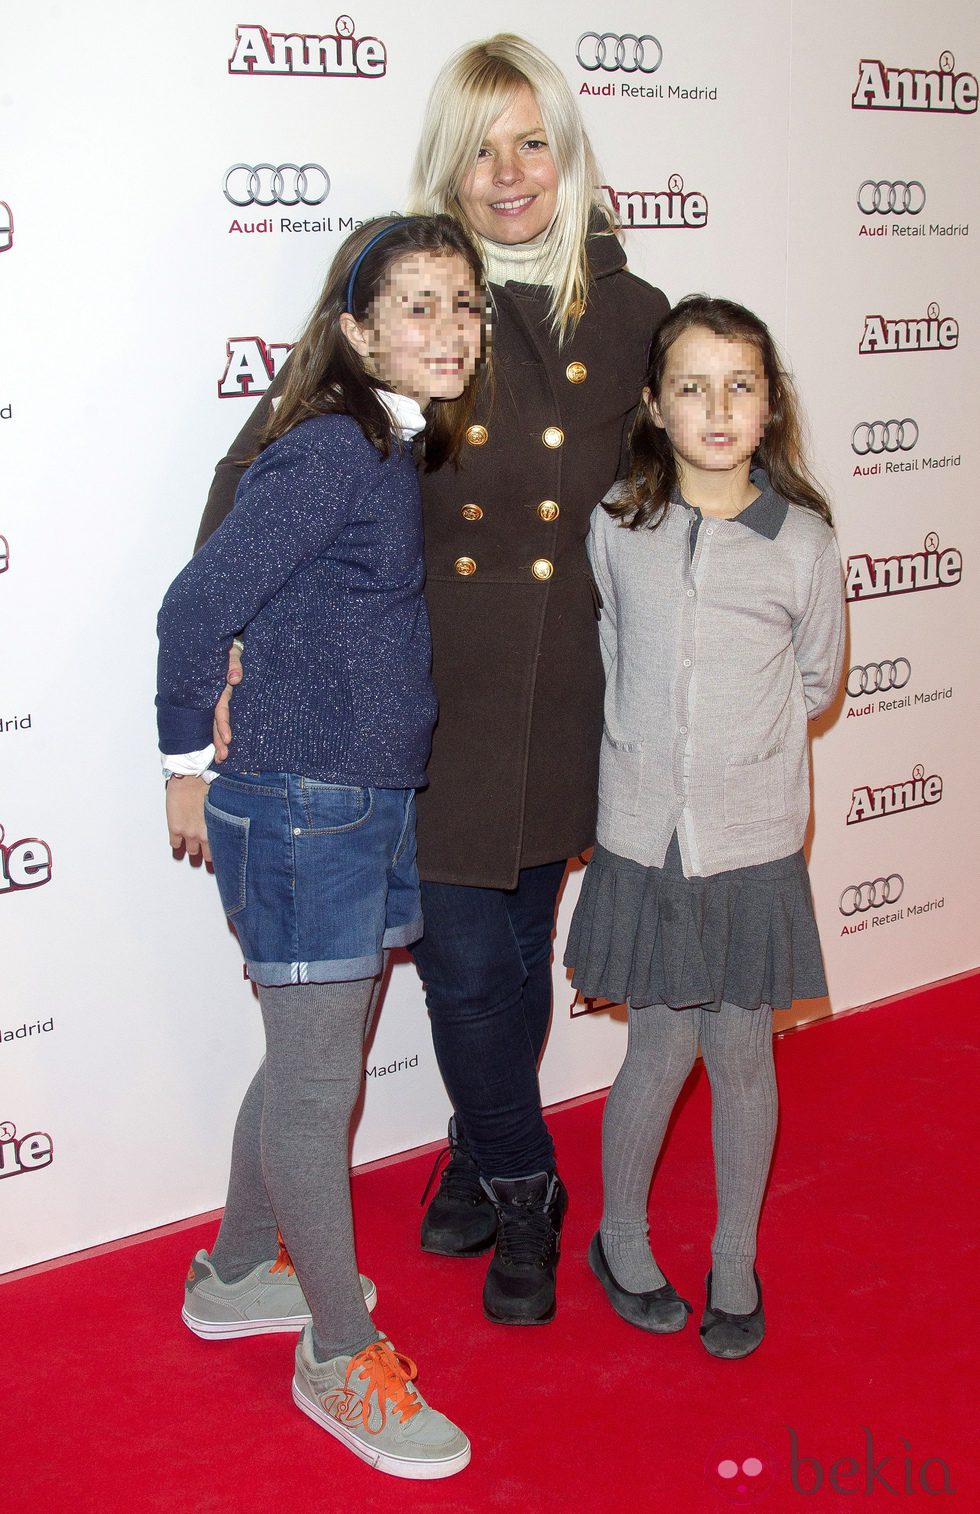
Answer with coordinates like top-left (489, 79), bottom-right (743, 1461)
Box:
top-left (3, 977), bottom-right (977, 1513)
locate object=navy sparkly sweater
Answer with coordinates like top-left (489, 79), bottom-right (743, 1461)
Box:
top-left (156, 413), bottom-right (436, 788)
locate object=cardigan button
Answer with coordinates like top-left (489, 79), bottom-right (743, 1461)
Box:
top-left (465, 424), bottom-right (489, 446)
top-left (565, 361), bottom-right (587, 384)
top-left (541, 426), bottom-right (564, 448)
top-left (454, 556), bottom-right (477, 576)
top-left (461, 504), bottom-right (483, 521)
top-left (537, 500), bottom-right (560, 522)
top-left (531, 558), bottom-right (554, 580)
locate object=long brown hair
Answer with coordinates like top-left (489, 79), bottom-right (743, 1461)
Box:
top-left (607, 295), bottom-right (833, 530)
top-left (257, 215), bottom-right (486, 471)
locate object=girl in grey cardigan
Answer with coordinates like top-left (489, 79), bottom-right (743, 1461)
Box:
top-left (565, 296), bottom-right (844, 1359)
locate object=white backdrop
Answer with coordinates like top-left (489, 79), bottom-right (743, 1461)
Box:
top-left (1, 2), bottom-right (977, 1271)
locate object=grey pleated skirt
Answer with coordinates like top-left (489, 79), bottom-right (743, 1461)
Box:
top-left (564, 834), bottom-right (827, 1011)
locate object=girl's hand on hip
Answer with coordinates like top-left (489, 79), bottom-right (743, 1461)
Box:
top-left (166, 776), bottom-right (211, 862)
top-left (213, 641), bottom-right (243, 760)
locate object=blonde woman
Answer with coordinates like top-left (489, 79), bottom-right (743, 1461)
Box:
top-left (199, 35), bottom-right (669, 1327)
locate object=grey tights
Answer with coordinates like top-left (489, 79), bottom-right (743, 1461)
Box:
top-left (599, 999), bottom-right (777, 1314)
top-left (209, 963), bottom-right (388, 1361)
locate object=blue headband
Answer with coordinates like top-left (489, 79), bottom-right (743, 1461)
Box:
top-left (344, 218), bottom-right (425, 315)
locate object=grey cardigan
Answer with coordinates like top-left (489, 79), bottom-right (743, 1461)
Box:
top-left (588, 474), bottom-right (845, 877)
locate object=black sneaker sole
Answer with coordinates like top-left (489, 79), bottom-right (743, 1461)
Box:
top-left (482, 1298), bottom-right (557, 1325)
top-left (420, 1233), bottom-right (497, 1258)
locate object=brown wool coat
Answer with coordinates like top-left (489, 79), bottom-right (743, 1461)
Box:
top-left (196, 231), bottom-right (669, 888)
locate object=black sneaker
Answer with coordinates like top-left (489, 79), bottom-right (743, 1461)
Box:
top-left (481, 1171), bottom-right (568, 1325)
top-left (419, 1119), bottom-right (498, 1257)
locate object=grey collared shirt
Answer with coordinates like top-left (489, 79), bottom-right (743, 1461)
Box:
top-left (588, 474), bottom-right (845, 877)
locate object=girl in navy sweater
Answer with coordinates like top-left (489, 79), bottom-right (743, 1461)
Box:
top-left (157, 216), bottom-right (484, 1480)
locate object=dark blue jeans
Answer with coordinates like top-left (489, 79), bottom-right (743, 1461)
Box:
top-left (411, 861), bottom-right (567, 1181)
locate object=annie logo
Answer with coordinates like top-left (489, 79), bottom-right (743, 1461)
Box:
top-left (847, 764), bottom-right (942, 825)
top-left (859, 303), bottom-right (958, 354)
top-left (0, 1120), bottom-right (54, 1180)
top-left (0, 823), bottom-right (52, 894)
top-left (846, 533), bottom-right (962, 602)
top-left (852, 52), bottom-right (978, 114)
top-left (602, 176), bottom-right (708, 229)
top-left (218, 337), bottom-right (294, 398)
top-left (228, 15), bottom-right (387, 78)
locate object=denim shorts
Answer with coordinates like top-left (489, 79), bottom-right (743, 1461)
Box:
top-left (204, 773), bottom-right (422, 986)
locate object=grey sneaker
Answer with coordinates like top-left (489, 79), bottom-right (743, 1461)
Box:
top-left (182, 1247), bottom-right (378, 1340)
top-left (292, 1326), bottom-right (471, 1480)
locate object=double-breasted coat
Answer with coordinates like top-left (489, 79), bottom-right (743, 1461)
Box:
top-left (197, 229), bottom-right (668, 888)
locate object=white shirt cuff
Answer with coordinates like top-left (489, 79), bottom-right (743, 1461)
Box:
top-left (161, 746), bottom-right (218, 781)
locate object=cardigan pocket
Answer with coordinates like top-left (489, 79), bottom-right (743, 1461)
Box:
top-left (723, 746), bottom-right (787, 827)
top-left (599, 732), bottom-right (645, 816)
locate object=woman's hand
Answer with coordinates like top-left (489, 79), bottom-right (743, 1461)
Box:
top-left (213, 642), bottom-right (243, 761)
top-left (166, 776), bottom-right (211, 861)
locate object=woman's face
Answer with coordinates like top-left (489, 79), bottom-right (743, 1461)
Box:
top-left (357, 249), bottom-right (483, 407)
top-left (457, 83), bottom-right (559, 245)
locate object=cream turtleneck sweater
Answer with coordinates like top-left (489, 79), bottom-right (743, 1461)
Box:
top-left (479, 231), bottom-right (552, 288)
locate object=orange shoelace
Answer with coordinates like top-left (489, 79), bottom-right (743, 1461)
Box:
top-left (345, 1340), bottom-right (422, 1430)
top-left (270, 1230), bottom-right (296, 1277)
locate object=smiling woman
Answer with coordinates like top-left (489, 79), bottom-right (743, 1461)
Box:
top-left (456, 84), bottom-right (559, 245)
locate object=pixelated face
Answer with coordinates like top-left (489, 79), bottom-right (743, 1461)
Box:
top-left (359, 250), bottom-right (483, 407)
top-left (705, 1438), bottom-right (778, 1503)
top-left (457, 84), bottom-right (559, 244)
top-left (649, 326), bottom-right (769, 484)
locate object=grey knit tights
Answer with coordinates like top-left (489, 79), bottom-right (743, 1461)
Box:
top-left (208, 962), bottom-right (388, 1361)
top-left (599, 999), bottom-right (777, 1315)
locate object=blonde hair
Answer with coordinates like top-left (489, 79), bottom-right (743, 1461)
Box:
top-left (407, 34), bottom-right (616, 339)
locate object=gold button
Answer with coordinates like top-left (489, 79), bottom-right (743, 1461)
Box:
top-left (531, 558), bottom-right (554, 580)
top-left (466, 424), bottom-right (488, 447)
top-left (565, 361), bottom-right (587, 384)
top-left (461, 504), bottom-right (483, 521)
top-left (542, 426), bottom-right (564, 449)
top-left (454, 556), bottom-right (476, 576)
top-left (537, 500), bottom-right (559, 523)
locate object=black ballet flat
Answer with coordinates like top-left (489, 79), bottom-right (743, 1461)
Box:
top-left (588, 1232), bottom-right (692, 1334)
top-left (699, 1269), bottom-right (765, 1359)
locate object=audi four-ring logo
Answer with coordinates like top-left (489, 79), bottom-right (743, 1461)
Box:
top-left (223, 164), bottom-right (330, 208)
top-left (846, 660), bottom-right (912, 697)
top-left (0, 201), bottom-right (12, 254)
top-left (851, 419), bottom-right (919, 454)
top-left (576, 32), bottom-right (663, 73)
top-left (839, 876), bottom-right (904, 915)
top-left (857, 180), bottom-right (926, 215)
